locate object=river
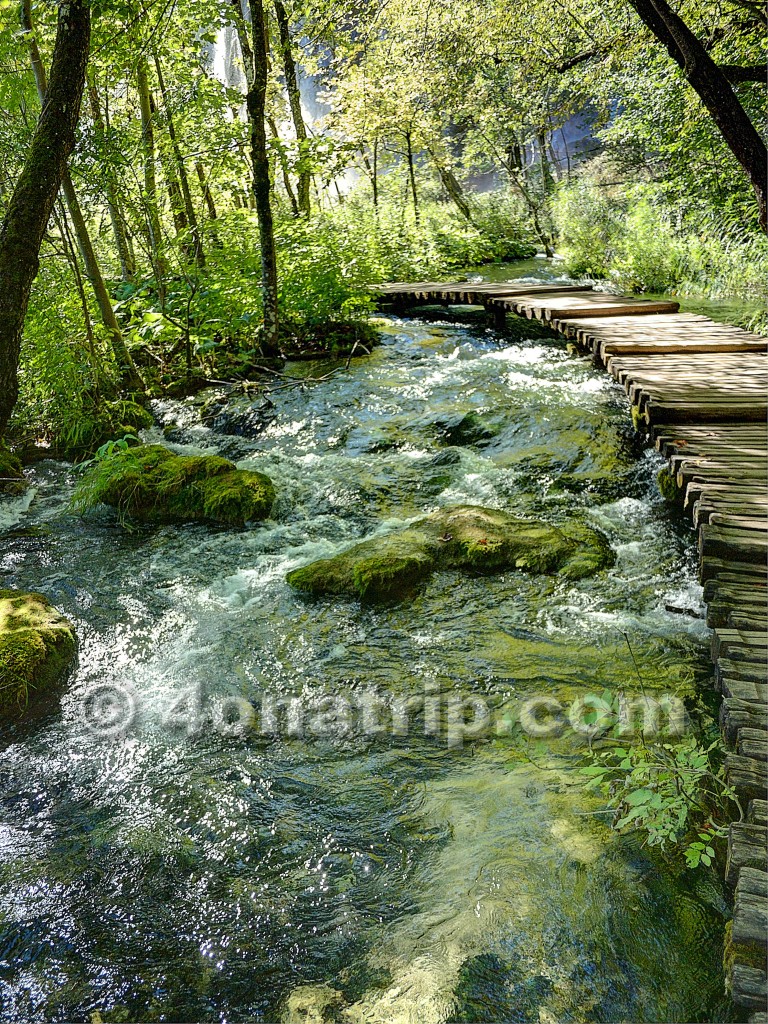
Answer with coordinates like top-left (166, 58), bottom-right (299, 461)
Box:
top-left (0, 267), bottom-right (736, 1022)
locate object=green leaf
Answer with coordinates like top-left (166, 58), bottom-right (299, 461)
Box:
top-left (625, 788), bottom-right (654, 806)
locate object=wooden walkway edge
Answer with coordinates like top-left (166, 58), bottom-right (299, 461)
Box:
top-left (374, 281), bottom-right (768, 1018)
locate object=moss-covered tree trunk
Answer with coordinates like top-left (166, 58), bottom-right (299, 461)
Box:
top-left (246, 0), bottom-right (281, 359)
top-left (60, 175), bottom-right (145, 391)
top-left (429, 146), bottom-right (473, 222)
top-left (195, 162), bottom-right (222, 247)
top-left (268, 115), bottom-right (300, 217)
top-left (21, 0), bottom-right (143, 394)
top-left (628, 0), bottom-right (767, 231)
top-left (274, 0), bottom-right (311, 217)
top-left (0, 0), bottom-right (91, 437)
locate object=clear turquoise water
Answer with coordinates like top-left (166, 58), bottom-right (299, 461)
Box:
top-left (0, 305), bottom-right (735, 1022)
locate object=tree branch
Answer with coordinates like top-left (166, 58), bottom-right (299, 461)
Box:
top-left (719, 64), bottom-right (767, 82)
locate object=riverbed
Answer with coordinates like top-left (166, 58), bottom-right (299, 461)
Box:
top-left (0, 281), bottom-right (736, 1021)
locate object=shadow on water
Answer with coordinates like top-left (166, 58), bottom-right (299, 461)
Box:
top-left (0, 277), bottom-right (740, 1022)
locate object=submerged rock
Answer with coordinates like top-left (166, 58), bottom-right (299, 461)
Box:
top-left (287, 505), bottom-right (613, 603)
top-left (0, 590), bottom-right (77, 718)
top-left (200, 392), bottom-right (277, 437)
top-left (434, 411), bottom-right (501, 447)
top-left (0, 446), bottom-right (26, 495)
top-left (282, 984), bottom-right (347, 1023)
top-left (74, 444), bottom-right (275, 527)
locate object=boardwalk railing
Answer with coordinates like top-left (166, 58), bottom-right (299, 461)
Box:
top-left (373, 281), bottom-right (768, 1021)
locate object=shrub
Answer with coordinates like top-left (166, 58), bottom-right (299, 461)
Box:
top-left (580, 736), bottom-right (735, 866)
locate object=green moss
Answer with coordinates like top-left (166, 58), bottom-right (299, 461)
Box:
top-left (657, 466), bottom-right (682, 502)
top-left (287, 505), bottom-right (614, 604)
top-left (630, 405), bottom-right (645, 432)
top-left (74, 444), bottom-right (275, 527)
top-left (429, 507), bottom-right (573, 574)
top-left (0, 590), bottom-right (77, 717)
top-left (723, 919), bottom-right (767, 985)
top-left (0, 445), bottom-right (26, 495)
top-left (352, 551), bottom-right (435, 602)
top-left (558, 522), bottom-right (615, 580)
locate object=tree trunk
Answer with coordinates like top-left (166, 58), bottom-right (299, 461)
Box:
top-left (60, 174), bottom-right (145, 389)
top-left (0, 0), bottom-right (91, 436)
top-left (372, 138), bottom-right (379, 210)
top-left (88, 79), bottom-right (136, 284)
top-left (536, 131), bottom-right (556, 195)
top-left (229, 0), bottom-right (254, 84)
top-left (246, 0), bottom-right (281, 359)
top-left (136, 59), bottom-right (168, 287)
top-left (268, 115), bottom-right (300, 217)
top-left (21, 0), bottom-right (143, 392)
top-left (54, 200), bottom-right (100, 380)
top-left (195, 162), bottom-right (222, 248)
top-left (164, 157), bottom-right (188, 236)
top-left (430, 149), bottom-right (473, 222)
top-left (627, 0), bottom-right (767, 230)
top-left (196, 162), bottom-right (219, 221)
top-left (405, 130), bottom-right (419, 223)
top-left (274, 0), bottom-right (311, 216)
top-left (507, 165), bottom-right (554, 257)
top-left (360, 144), bottom-right (379, 210)
top-left (153, 52), bottom-right (205, 267)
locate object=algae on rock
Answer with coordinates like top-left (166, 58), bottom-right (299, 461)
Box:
top-left (287, 505), bottom-right (613, 603)
top-left (0, 590), bottom-right (77, 717)
top-left (74, 444), bottom-right (275, 526)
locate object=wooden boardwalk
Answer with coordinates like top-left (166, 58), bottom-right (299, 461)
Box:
top-left (375, 281), bottom-right (768, 1018)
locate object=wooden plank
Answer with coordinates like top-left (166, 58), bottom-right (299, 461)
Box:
top-left (750, 800), bottom-right (768, 827)
top-left (732, 867), bottom-right (768, 947)
top-left (727, 822), bottom-right (768, 885)
top-left (702, 556), bottom-right (768, 584)
top-left (701, 523), bottom-right (768, 564)
top-left (739, 728), bottom-right (768, 761)
top-left (732, 965), bottom-right (767, 1012)
top-left (503, 293), bottom-right (681, 320)
top-left (726, 753), bottom-right (768, 798)
top-left (721, 698), bottom-right (768, 746)
top-left (720, 677), bottom-right (768, 705)
top-left (645, 400), bottom-right (768, 425)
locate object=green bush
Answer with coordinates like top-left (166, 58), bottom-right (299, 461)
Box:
top-left (580, 735), bottom-right (735, 866)
top-left (551, 178), bottom-right (621, 279)
top-left (552, 174), bottom-right (768, 315)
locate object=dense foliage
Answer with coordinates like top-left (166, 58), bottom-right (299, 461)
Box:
top-left (0, 0), bottom-right (764, 447)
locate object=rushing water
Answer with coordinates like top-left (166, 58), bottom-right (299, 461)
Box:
top-left (0, 298), bottom-right (736, 1022)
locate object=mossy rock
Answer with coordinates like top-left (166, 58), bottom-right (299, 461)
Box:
top-left (289, 529), bottom-right (438, 603)
top-left (657, 466), bottom-right (682, 502)
top-left (287, 505), bottom-right (614, 603)
top-left (74, 444), bottom-right (275, 527)
top-left (0, 590), bottom-right (77, 717)
top-left (0, 445), bottom-right (26, 495)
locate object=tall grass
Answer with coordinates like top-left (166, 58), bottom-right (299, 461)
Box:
top-left (552, 176), bottom-right (768, 332)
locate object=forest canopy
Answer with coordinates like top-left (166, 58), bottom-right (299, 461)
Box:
top-left (0, 0), bottom-right (765, 454)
